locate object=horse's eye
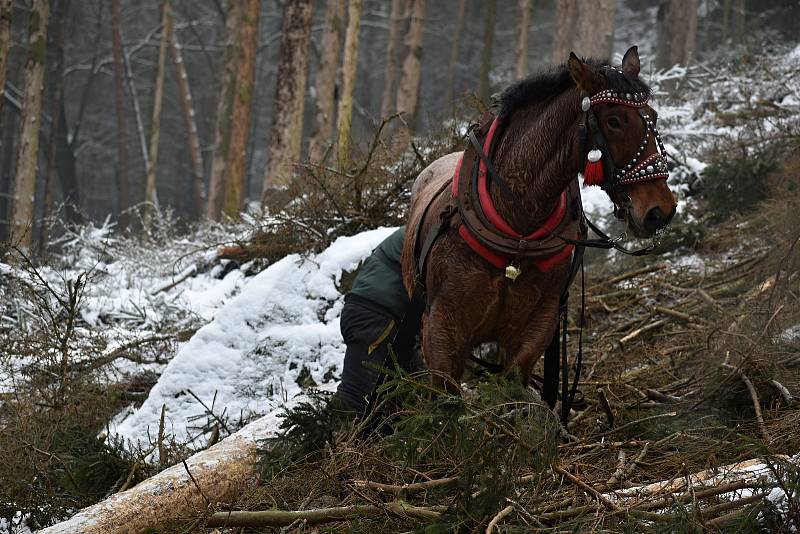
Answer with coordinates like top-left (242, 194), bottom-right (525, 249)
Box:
top-left (607, 116), bottom-right (623, 131)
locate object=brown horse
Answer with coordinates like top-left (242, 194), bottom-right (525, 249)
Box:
top-left (401, 47), bottom-right (677, 393)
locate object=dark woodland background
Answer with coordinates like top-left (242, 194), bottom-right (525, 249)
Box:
top-left (0, 0), bottom-right (797, 244)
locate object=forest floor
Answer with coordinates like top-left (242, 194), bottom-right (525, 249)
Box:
top-left (157, 170), bottom-right (800, 533)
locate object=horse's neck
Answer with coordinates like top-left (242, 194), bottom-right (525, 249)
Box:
top-left (492, 90), bottom-right (581, 235)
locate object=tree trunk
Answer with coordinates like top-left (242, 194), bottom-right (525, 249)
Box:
top-left (262, 0), bottom-right (313, 199)
top-left (443, 0), bottom-right (466, 108)
top-left (514, 0), bottom-right (532, 80)
top-left (335, 0), bottom-right (363, 166)
top-left (110, 0), bottom-right (130, 229)
top-left (143, 0), bottom-right (170, 233)
top-left (206, 0), bottom-right (241, 220)
top-left (550, 0), bottom-right (576, 64)
top-left (168, 7), bottom-right (205, 219)
top-left (656, 0), bottom-right (699, 70)
top-left (379, 0), bottom-right (405, 119)
top-left (478, 0), bottom-right (496, 102)
top-left (732, 0), bottom-right (745, 44)
top-left (38, 412), bottom-right (283, 534)
top-left (120, 25), bottom-right (150, 189)
top-left (394, 0), bottom-right (426, 144)
top-left (11, 0), bottom-right (49, 252)
top-left (0, 111), bottom-right (15, 241)
top-left (573, 0), bottom-right (616, 59)
top-left (220, 0), bottom-right (260, 219)
top-left (722, 0), bottom-right (732, 43)
top-left (0, 0), bottom-right (12, 119)
top-left (307, 0), bottom-right (346, 163)
top-left (42, 0), bottom-right (80, 236)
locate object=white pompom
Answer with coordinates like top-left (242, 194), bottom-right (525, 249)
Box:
top-left (587, 149), bottom-right (602, 163)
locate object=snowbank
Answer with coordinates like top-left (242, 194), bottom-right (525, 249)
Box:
top-left (113, 227), bottom-right (397, 448)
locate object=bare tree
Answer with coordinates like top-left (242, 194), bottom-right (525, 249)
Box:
top-left (11, 0), bottom-right (49, 251)
top-left (221, 0), bottom-right (260, 218)
top-left (395, 0), bottom-right (426, 139)
top-left (206, 0), bottom-right (241, 220)
top-left (379, 0), bottom-right (404, 119)
top-left (443, 0), bottom-right (466, 108)
top-left (515, 0), bottom-right (532, 79)
top-left (0, 0), bottom-right (12, 118)
top-left (335, 0), bottom-right (363, 166)
top-left (307, 0), bottom-right (345, 163)
top-left (110, 0), bottom-right (129, 228)
top-left (168, 4), bottom-right (205, 218)
top-left (42, 0), bottom-right (81, 232)
top-left (262, 0), bottom-right (314, 199)
top-left (574, 0), bottom-right (616, 59)
top-left (551, 0), bottom-right (576, 64)
top-left (143, 0), bottom-right (171, 233)
top-left (478, 0), bottom-right (496, 102)
top-left (656, 0), bottom-right (700, 70)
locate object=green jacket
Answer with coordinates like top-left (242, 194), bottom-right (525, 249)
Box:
top-left (349, 228), bottom-right (410, 320)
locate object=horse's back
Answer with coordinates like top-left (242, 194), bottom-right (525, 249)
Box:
top-left (402, 152), bottom-right (462, 295)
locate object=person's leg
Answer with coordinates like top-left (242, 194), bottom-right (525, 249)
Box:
top-left (336, 300), bottom-right (397, 414)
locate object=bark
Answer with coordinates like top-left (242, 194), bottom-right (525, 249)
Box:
top-left (262, 0), bottom-right (314, 198)
top-left (722, 0), bottom-right (732, 42)
top-left (551, 0), bottom-right (576, 64)
top-left (120, 24), bottom-right (150, 183)
top-left (43, 0), bottom-right (80, 232)
top-left (143, 0), bottom-right (171, 233)
top-left (478, 0), bottom-right (496, 102)
top-left (514, 0), bottom-right (532, 80)
top-left (0, 112), bottom-right (15, 241)
top-left (38, 413), bottom-right (280, 534)
top-left (732, 0), bottom-right (745, 43)
top-left (656, 0), bottom-right (700, 70)
top-left (110, 0), bottom-right (129, 228)
top-left (335, 0), bottom-right (363, 166)
top-left (206, 0), bottom-right (241, 220)
top-left (11, 0), bottom-right (49, 252)
top-left (221, 0), bottom-right (260, 218)
top-left (394, 0), bottom-right (426, 143)
top-left (0, 0), bottom-right (12, 119)
top-left (573, 0), bottom-right (616, 59)
top-left (442, 0), bottom-right (466, 107)
top-left (379, 0), bottom-right (405, 119)
top-left (168, 6), bottom-right (205, 219)
top-left (307, 0), bottom-right (346, 163)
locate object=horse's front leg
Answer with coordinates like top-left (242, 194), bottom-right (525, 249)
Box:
top-left (503, 295), bottom-right (562, 388)
top-left (421, 300), bottom-right (472, 393)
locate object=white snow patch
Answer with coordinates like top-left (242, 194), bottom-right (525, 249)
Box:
top-left (112, 227), bottom-right (397, 448)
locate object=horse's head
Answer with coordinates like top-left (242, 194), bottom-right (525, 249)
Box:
top-left (568, 47), bottom-right (677, 238)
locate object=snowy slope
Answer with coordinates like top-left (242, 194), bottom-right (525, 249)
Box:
top-left (113, 227), bottom-right (396, 449)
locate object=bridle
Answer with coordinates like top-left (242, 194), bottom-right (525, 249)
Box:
top-left (569, 78), bottom-right (671, 257)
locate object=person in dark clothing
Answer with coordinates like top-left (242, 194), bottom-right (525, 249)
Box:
top-left (336, 227), bottom-right (424, 414)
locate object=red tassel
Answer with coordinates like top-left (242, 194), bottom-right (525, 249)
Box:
top-left (583, 160), bottom-right (604, 186)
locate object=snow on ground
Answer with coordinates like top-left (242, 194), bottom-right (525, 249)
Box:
top-left (112, 227), bottom-right (396, 449)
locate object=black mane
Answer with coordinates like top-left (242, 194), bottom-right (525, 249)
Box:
top-left (497, 59), bottom-right (651, 124)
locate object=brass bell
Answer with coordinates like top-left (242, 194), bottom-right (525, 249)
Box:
top-left (505, 264), bottom-right (521, 281)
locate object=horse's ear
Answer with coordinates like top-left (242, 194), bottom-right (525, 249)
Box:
top-left (568, 52), bottom-right (599, 92)
top-left (621, 46), bottom-right (640, 77)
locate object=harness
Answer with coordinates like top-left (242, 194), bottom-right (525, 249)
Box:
top-left (412, 79), bottom-right (670, 426)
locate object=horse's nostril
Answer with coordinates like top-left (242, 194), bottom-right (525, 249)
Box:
top-left (643, 207), bottom-right (666, 232)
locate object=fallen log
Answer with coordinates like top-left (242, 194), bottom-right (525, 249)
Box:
top-left (39, 410), bottom-right (286, 534)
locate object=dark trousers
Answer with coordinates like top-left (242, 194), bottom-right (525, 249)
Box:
top-left (336, 295), bottom-right (418, 414)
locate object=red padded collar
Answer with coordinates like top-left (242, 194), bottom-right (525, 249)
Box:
top-left (451, 117), bottom-right (573, 272)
